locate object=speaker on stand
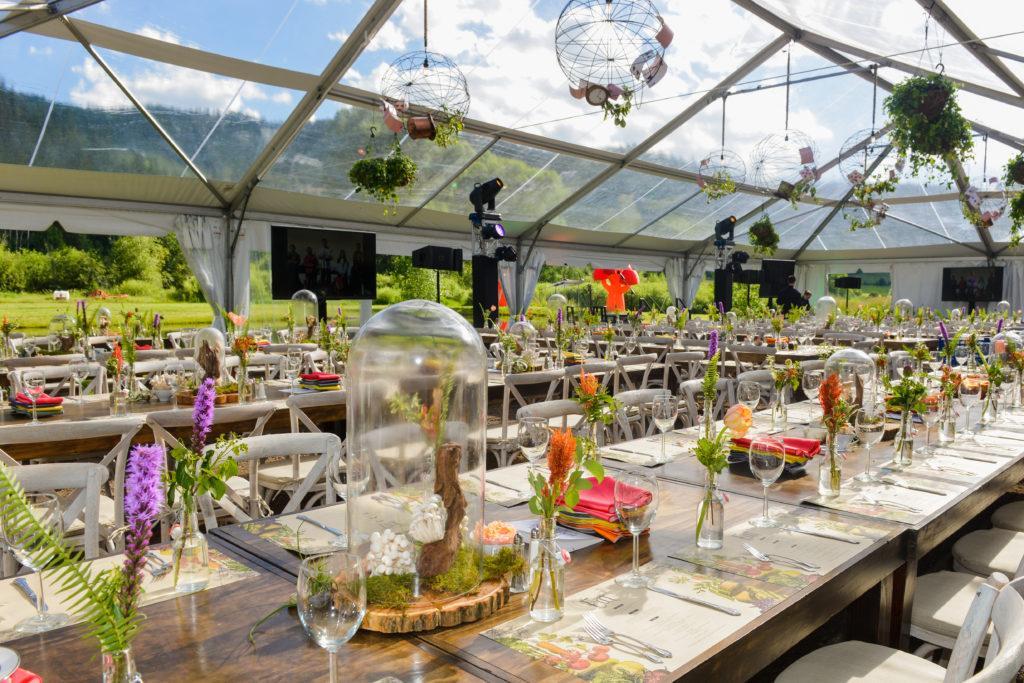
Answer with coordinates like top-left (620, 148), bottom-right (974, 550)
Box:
top-left (833, 276), bottom-right (862, 312)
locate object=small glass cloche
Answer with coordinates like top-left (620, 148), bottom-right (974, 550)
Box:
top-left (996, 300), bottom-right (1011, 316)
top-left (346, 300), bottom-right (487, 605)
top-left (193, 327), bottom-right (226, 382)
top-left (823, 347), bottom-right (876, 407)
top-left (290, 289), bottom-right (319, 340)
top-left (893, 298), bottom-right (913, 319)
top-left (508, 317), bottom-right (537, 344)
top-left (547, 293), bottom-right (568, 310)
top-left (814, 296), bottom-right (838, 321)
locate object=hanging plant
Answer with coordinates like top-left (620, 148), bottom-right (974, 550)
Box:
top-left (883, 74), bottom-right (973, 182)
top-left (433, 107), bottom-right (464, 148)
top-left (601, 88), bottom-right (634, 128)
top-left (846, 172), bottom-right (898, 230)
top-left (1007, 153), bottom-right (1024, 186)
top-left (700, 170), bottom-right (737, 202)
top-left (348, 139), bottom-right (418, 214)
top-left (1006, 153), bottom-right (1024, 247)
top-left (748, 216), bottom-right (779, 256)
top-left (774, 173), bottom-right (818, 209)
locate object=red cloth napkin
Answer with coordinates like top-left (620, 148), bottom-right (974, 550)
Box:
top-left (731, 435), bottom-right (820, 460)
top-left (14, 392), bottom-right (63, 406)
top-left (10, 669), bottom-right (42, 683)
top-left (134, 344), bottom-right (152, 351)
top-left (300, 372), bottom-right (340, 381)
top-left (570, 476), bottom-right (653, 522)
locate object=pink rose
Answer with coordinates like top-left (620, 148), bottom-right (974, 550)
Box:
top-left (723, 404), bottom-right (753, 437)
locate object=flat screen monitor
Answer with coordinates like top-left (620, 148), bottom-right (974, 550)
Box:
top-left (271, 226), bottom-right (376, 300)
top-left (941, 266), bottom-right (1003, 302)
top-left (759, 259), bottom-right (795, 298)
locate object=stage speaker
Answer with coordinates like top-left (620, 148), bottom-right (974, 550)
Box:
top-left (759, 259), bottom-right (796, 298)
top-left (737, 269), bottom-right (761, 285)
top-left (471, 255), bottom-right (498, 328)
top-left (412, 245), bottom-right (463, 273)
top-left (834, 276), bottom-right (862, 289)
top-left (714, 268), bottom-right (734, 312)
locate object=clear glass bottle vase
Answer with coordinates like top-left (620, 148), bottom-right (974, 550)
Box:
top-left (818, 433), bottom-right (843, 498)
top-left (894, 410), bottom-right (914, 467)
top-left (171, 507), bottom-right (210, 593)
top-left (770, 389), bottom-right (788, 431)
top-left (102, 647), bottom-right (142, 683)
top-left (695, 471), bottom-right (724, 549)
top-left (528, 516), bottom-right (564, 623)
top-left (938, 396), bottom-right (957, 443)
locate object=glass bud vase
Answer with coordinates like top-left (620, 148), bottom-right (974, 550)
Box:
top-left (102, 648), bottom-right (142, 683)
top-left (938, 396), bottom-right (957, 443)
top-left (894, 410), bottom-right (914, 468)
top-left (695, 472), bottom-right (724, 549)
top-left (770, 389), bottom-right (788, 431)
top-left (528, 516), bottom-right (565, 623)
top-left (171, 507), bottom-right (210, 593)
top-left (818, 433), bottom-right (842, 498)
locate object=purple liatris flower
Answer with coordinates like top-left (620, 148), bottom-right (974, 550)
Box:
top-left (153, 312), bottom-right (161, 329)
top-left (998, 318), bottom-right (1004, 333)
top-left (77, 299), bottom-right (86, 317)
top-left (938, 321), bottom-right (949, 342)
top-left (716, 301), bottom-right (725, 316)
top-left (191, 377), bottom-right (216, 452)
top-left (707, 329), bottom-right (719, 359)
top-left (557, 308), bottom-right (563, 325)
top-left (118, 443), bottom-right (165, 617)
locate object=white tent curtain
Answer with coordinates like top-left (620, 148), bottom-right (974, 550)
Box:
top-left (1000, 260), bottom-right (1024, 310)
top-left (795, 263), bottom-right (830, 303)
top-left (498, 249), bottom-right (546, 317)
top-left (665, 257), bottom-right (685, 307)
top-left (683, 257), bottom-right (709, 308)
top-left (174, 214), bottom-right (228, 330)
top-left (891, 262), bottom-right (946, 311)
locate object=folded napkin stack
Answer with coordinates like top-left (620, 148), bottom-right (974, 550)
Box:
top-left (299, 372), bottom-right (341, 391)
top-left (728, 435), bottom-right (820, 474)
top-left (558, 476), bottom-right (653, 543)
top-left (133, 344), bottom-right (152, 351)
top-left (11, 392), bottom-right (64, 418)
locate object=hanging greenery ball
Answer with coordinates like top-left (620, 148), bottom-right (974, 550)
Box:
top-left (883, 74), bottom-right (973, 180)
top-left (748, 216), bottom-right (779, 256)
top-left (698, 148), bottom-right (746, 202)
top-left (750, 130), bottom-right (820, 206)
top-left (380, 50), bottom-right (471, 119)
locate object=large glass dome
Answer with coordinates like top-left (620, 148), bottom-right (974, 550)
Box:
top-left (824, 347), bottom-right (876, 408)
top-left (346, 300), bottom-right (487, 604)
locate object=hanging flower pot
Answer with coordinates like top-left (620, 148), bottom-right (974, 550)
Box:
top-left (773, 180), bottom-right (796, 200)
top-left (655, 15), bottom-right (674, 48)
top-left (380, 100), bottom-right (405, 134)
top-left (917, 85), bottom-right (951, 122)
top-left (884, 74), bottom-right (973, 177)
top-left (406, 115), bottom-right (436, 140)
top-left (568, 80), bottom-right (587, 100)
top-left (1007, 154), bottom-right (1024, 186)
top-left (585, 83), bottom-right (609, 106)
top-left (748, 216), bottom-right (779, 256)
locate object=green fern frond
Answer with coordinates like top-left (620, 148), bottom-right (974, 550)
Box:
top-left (0, 464), bottom-right (135, 652)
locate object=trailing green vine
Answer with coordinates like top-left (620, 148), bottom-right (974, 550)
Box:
top-left (846, 172), bottom-right (898, 230)
top-left (601, 88), bottom-right (633, 128)
top-left (348, 139), bottom-right (418, 214)
top-left (701, 170), bottom-right (737, 202)
top-left (1005, 153), bottom-right (1024, 248)
top-left (748, 215), bottom-right (779, 256)
top-left (433, 107), bottom-right (464, 148)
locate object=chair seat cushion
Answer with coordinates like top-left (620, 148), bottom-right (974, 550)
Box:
top-left (911, 571), bottom-right (990, 641)
top-left (776, 641), bottom-right (946, 682)
top-left (257, 459), bottom-right (319, 488)
top-left (992, 501), bottom-right (1024, 532)
top-left (952, 528), bottom-right (1024, 576)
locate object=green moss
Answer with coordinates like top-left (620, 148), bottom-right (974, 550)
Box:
top-left (426, 545), bottom-right (481, 595)
top-left (365, 573), bottom-right (414, 610)
top-left (483, 547), bottom-right (525, 581)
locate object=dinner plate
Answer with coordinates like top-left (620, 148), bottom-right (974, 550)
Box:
top-left (0, 647), bottom-right (20, 680)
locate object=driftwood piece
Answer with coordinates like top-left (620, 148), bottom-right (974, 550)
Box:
top-left (196, 340), bottom-right (221, 380)
top-left (361, 577), bottom-right (510, 633)
top-left (417, 442), bottom-right (466, 578)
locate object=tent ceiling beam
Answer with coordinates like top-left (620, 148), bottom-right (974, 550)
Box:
top-left (612, 187), bottom-right (704, 248)
top-left (515, 33), bottom-right (791, 259)
top-left (58, 16), bottom-right (230, 209)
top-left (947, 155), bottom-right (997, 257)
top-left (732, 0), bottom-right (1024, 110)
top-left (0, 0), bottom-right (101, 39)
top-left (225, 0), bottom-right (404, 212)
top-left (914, 0), bottom-right (1024, 99)
top-left (395, 136), bottom-right (500, 228)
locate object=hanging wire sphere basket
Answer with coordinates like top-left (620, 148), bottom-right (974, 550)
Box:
top-left (960, 175), bottom-right (1008, 229)
top-left (750, 129), bottom-right (820, 194)
top-left (698, 148), bottom-right (747, 192)
top-left (555, 0), bottom-right (668, 96)
top-left (838, 128), bottom-right (904, 186)
top-left (380, 50), bottom-right (470, 119)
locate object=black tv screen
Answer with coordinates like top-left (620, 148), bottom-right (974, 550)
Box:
top-left (759, 259), bottom-right (795, 298)
top-left (271, 226), bottom-right (376, 300)
top-left (941, 266), bottom-right (1003, 302)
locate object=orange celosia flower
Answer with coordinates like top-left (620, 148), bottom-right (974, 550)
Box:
top-left (546, 428), bottom-right (576, 492)
top-left (819, 372), bottom-right (844, 432)
top-left (419, 387), bottom-right (443, 443)
top-left (578, 369), bottom-right (598, 397)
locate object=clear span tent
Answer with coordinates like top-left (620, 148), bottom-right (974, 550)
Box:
top-left (0, 0), bottom-right (1023, 319)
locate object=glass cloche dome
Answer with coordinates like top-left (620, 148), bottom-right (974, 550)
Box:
top-left (893, 298), bottom-right (913, 319)
top-left (824, 347), bottom-right (876, 408)
top-left (290, 289), bottom-right (319, 341)
top-left (346, 300), bottom-right (487, 604)
top-left (547, 292), bottom-right (568, 310)
top-left (814, 296), bottom-right (838, 321)
top-left (996, 300), bottom-right (1011, 316)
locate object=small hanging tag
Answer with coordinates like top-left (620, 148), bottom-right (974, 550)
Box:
top-left (798, 146), bottom-right (815, 165)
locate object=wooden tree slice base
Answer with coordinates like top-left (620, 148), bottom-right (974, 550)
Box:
top-left (361, 577), bottom-right (511, 634)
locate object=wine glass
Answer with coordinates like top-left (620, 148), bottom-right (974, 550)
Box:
top-left (802, 370), bottom-right (823, 404)
top-left (22, 371), bottom-right (45, 426)
top-left (67, 361), bottom-right (87, 403)
top-left (651, 393), bottom-right (677, 462)
top-left (297, 552), bottom-right (366, 683)
top-left (854, 405), bottom-right (885, 482)
top-left (0, 493), bottom-right (70, 633)
top-left (614, 470), bottom-right (659, 588)
top-left (959, 380), bottom-right (983, 440)
top-left (518, 416), bottom-right (550, 465)
top-left (736, 381), bottom-right (761, 412)
top-left (285, 346), bottom-right (303, 392)
top-left (953, 343), bottom-right (969, 369)
top-left (748, 435), bottom-right (785, 527)
top-left (919, 394), bottom-right (942, 454)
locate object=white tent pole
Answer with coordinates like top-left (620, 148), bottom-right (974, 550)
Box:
top-left (0, 0), bottom-right (101, 39)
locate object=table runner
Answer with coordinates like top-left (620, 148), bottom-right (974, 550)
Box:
top-left (242, 504), bottom-right (348, 555)
top-left (805, 475), bottom-right (968, 524)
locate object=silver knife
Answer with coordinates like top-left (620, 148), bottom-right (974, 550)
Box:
top-left (606, 446), bottom-right (654, 459)
top-left (881, 477), bottom-right (948, 496)
top-left (778, 525), bottom-right (862, 544)
top-left (296, 514), bottom-right (346, 538)
top-left (646, 585), bottom-right (741, 616)
top-left (13, 577), bottom-right (46, 611)
top-left (938, 451), bottom-right (999, 464)
top-left (485, 479), bottom-right (527, 496)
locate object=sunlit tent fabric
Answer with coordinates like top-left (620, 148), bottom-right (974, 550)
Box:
top-left (0, 0), bottom-right (1021, 319)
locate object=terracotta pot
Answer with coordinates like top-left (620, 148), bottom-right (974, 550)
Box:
top-left (917, 86), bottom-right (950, 122)
top-left (568, 81), bottom-right (587, 100)
top-left (380, 101), bottom-right (404, 134)
top-left (773, 180), bottom-right (796, 200)
top-left (406, 115), bottom-right (436, 140)
top-left (656, 17), bottom-right (674, 48)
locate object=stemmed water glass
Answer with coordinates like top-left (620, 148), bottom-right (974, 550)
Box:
top-left (802, 370), bottom-right (823, 404)
top-left (854, 405), bottom-right (885, 482)
top-left (614, 470), bottom-right (659, 588)
top-left (285, 346), bottom-right (303, 392)
top-left (737, 381), bottom-right (761, 412)
top-left (518, 416), bottom-right (550, 465)
top-left (748, 436), bottom-right (785, 527)
top-left (959, 381), bottom-right (983, 440)
top-left (0, 493), bottom-right (70, 633)
top-left (953, 343), bottom-right (970, 369)
top-left (919, 393), bottom-right (942, 455)
top-left (651, 393), bottom-right (677, 462)
top-left (297, 552), bottom-right (366, 683)
top-left (22, 371), bottom-right (45, 426)
top-left (67, 361), bottom-right (87, 403)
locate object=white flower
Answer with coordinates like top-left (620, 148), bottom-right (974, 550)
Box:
top-left (408, 494), bottom-right (446, 544)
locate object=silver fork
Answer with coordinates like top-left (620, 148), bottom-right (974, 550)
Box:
top-left (146, 551), bottom-right (173, 580)
top-left (583, 612), bottom-right (672, 658)
top-left (858, 492), bottom-right (922, 513)
top-left (742, 543), bottom-right (820, 571)
top-left (580, 622), bottom-right (663, 663)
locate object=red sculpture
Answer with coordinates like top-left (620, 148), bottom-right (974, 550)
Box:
top-left (593, 266), bottom-right (639, 313)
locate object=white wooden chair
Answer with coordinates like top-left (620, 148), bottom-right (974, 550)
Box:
top-left (516, 400), bottom-right (587, 438)
top-left (776, 574), bottom-right (1024, 683)
top-left (736, 369), bottom-right (775, 408)
top-left (490, 370), bottom-right (563, 467)
top-left (952, 528), bottom-right (1024, 577)
top-left (10, 362), bottom-right (107, 397)
top-left (612, 389), bottom-right (674, 440)
top-left (659, 350), bottom-right (705, 391)
top-left (613, 353), bottom-right (658, 393)
top-left (268, 391), bottom-right (349, 503)
top-left (562, 361), bottom-right (616, 399)
top-left (678, 377), bottom-right (734, 428)
top-left (991, 501), bottom-right (1024, 532)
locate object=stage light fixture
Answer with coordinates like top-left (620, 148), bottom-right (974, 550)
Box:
top-left (713, 215), bottom-right (737, 246)
top-left (469, 177), bottom-right (504, 213)
top-left (495, 245), bottom-right (518, 262)
top-left (480, 221), bottom-right (505, 240)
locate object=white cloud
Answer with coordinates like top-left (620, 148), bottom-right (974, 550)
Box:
top-left (327, 30), bottom-right (349, 43)
top-left (28, 45), bottom-right (53, 56)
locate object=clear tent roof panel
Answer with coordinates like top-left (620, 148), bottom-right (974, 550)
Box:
top-left (74, 0), bottom-right (372, 75)
top-left (651, 191), bottom-right (769, 242)
top-left (884, 199), bottom-right (984, 244)
top-left (748, 0), bottom-right (1019, 95)
top-left (553, 170), bottom-right (699, 235)
top-left (423, 139), bottom-right (610, 225)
